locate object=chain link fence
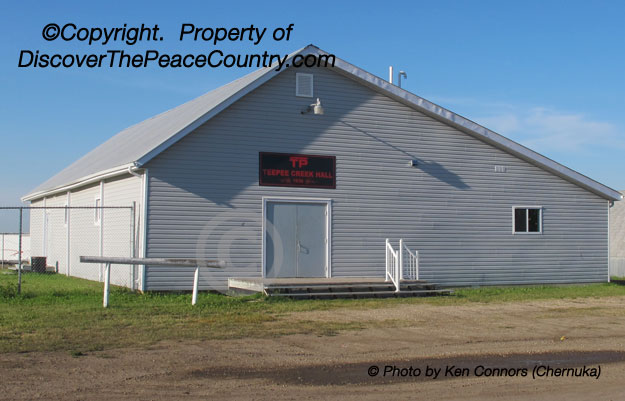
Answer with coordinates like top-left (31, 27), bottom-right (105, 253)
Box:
top-left (0, 205), bottom-right (136, 294)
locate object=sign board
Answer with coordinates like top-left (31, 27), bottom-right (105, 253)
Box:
top-left (259, 152), bottom-right (336, 189)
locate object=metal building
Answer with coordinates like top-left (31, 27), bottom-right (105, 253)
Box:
top-left (22, 45), bottom-right (623, 292)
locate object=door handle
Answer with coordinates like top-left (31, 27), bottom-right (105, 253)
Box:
top-left (298, 241), bottom-right (309, 254)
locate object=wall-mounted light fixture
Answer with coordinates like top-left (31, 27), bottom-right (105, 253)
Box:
top-left (409, 160), bottom-right (419, 167)
top-left (301, 98), bottom-right (324, 115)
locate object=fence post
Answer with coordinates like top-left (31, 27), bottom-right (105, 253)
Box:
top-left (66, 201), bottom-right (70, 276)
top-left (96, 183), bottom-right (104, 282)
top-left (192, 267), bottom-right (199, 306)
top-left (1, 233), bottom-right (4, 270)
top-left (103, 262), bottom-right (111, 308)
top-left (18, 208), bottom-right (23, 294)
top-left (130, 202), bottom-right (136, 291)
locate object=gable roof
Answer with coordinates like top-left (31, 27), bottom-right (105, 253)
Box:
top-left (23, 45), bottom-right (623, 202)
top-left (22, 47), bottom-right (297, 200)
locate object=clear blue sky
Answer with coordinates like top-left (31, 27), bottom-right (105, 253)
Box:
top-left (1, 0), bottom-right (624, 229)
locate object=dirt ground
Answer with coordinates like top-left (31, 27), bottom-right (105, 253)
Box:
top-left (2, 296), bottom-right (625, 400)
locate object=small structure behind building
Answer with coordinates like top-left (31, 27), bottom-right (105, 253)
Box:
top-left (1, 233), bottom-right (30, 266)
top-left (610, 191), bottom-right (625, 277)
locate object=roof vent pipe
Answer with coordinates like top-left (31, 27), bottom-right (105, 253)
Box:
top-left (398, 71), bottom-right (407, 88)
top-left (389, 66), bottom-right (393, 84)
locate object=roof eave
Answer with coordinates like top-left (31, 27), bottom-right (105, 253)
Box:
top-left (21, 163), bottom-right (137, 202)
top-left (324, 52), bottom-right (622, 202)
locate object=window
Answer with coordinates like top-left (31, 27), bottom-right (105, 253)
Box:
top-left (94, 197), bottom-right (101, 225)
top-left (513, 207), bottom-right (542, 234)
top-left (295, 73), bottom-right (313, 97)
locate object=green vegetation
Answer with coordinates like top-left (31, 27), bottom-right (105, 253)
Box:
top-left (451, 283), bottom-right (625, 302)
top-left (1, 269), bottom-right (625, 354)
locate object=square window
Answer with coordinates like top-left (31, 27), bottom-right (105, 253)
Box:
top-left (513, 207), bottom-right (542, 234)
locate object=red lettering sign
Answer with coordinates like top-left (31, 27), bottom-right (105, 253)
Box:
top-left (289, 156), bottom-right (309, 168)
top-left (259, 152), bottom-right (336, 189)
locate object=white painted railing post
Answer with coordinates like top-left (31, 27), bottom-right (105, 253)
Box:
top-left (385, 238), bottom-right (389, 282)
top-left (192, 267), bottom-right (199, 306)
top-left (398, 239), bottom-right (404, 284)
top-left (416, 251), bottom-right (419, 280)
top-left (103, 262), bottom-right (111, 308)
top-left (395, 247), bottom-right (400, 293)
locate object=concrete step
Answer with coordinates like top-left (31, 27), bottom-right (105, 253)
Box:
top-left (267, 288), bottom-right (453, 299)
top-left (265, 283), bottom-right (438, 295)
top-left (228, 277), bottom-right (451, 299)
top-left (265, 282), bottom-right (433, 289)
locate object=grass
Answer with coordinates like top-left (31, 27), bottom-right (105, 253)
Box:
top-left (1, 269), bottom-right (625, 354)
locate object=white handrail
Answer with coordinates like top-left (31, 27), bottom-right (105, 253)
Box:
top-left (385, 239), bottom-right (420, 292)
top-left (399, 239), bottom-right (404, 283)
top-left (385, 239), bottom-right (400, 292)
top-left (401, 241), bottom-right (419, 281)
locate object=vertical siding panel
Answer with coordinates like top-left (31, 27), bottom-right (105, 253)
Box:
top-left (40, 193), bottom-right (67, 273)
top-left (24, 175), bottom-right (144, 286)
top-left (102, 174), bottom-right (142, 288)
top-left (67, 183), bottom-right (102, 281)
top-left (29, 199), bottom-right (44, 260)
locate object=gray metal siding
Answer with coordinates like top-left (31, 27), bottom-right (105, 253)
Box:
top-left (145, 66), bottom-right (608, 290)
